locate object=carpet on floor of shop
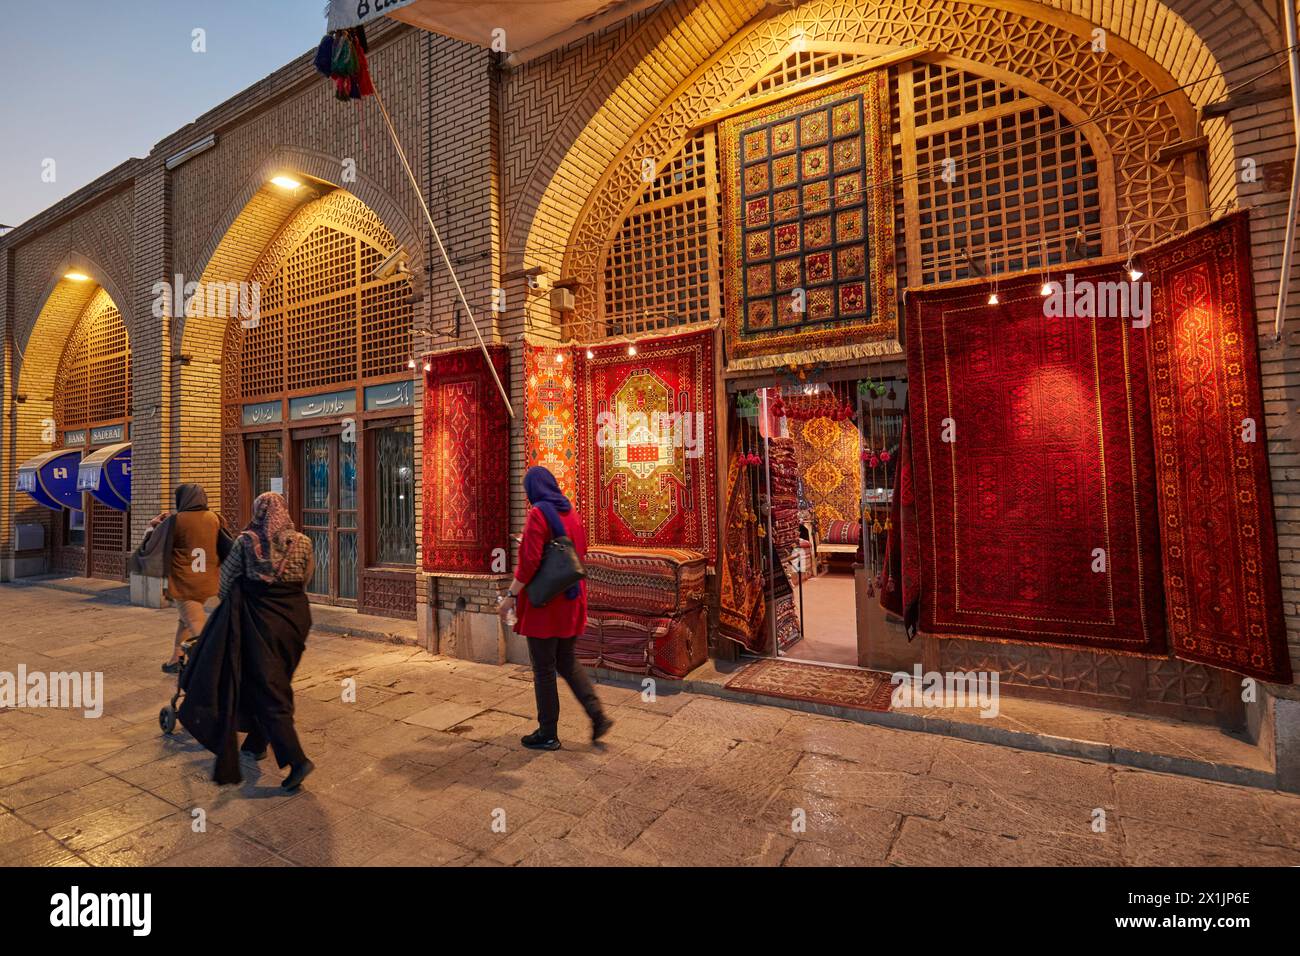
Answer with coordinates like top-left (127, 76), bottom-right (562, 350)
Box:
top-left (725, 658), bottom-right (894, 712)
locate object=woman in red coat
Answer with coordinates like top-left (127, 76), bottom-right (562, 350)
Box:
top-left (498, 466), bottom-right (612, 751)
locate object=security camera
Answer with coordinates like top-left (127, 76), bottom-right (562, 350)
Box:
top-left (372, 247), bottom-right (410, 280)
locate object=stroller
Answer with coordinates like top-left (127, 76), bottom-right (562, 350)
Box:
top-left (159, 633), bottom-right (202, 735)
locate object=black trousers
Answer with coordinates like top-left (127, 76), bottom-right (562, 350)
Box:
top-left (239, 628), bottom-right (308, 770)
top-left (527, 636), bottom-right (603, 738)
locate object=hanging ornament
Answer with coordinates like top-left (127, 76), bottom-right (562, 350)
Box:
top-left (869, 455), bottom-right (880, 469)
top-left (880, 450), bottom-right (892, 463)
top-left (315, 26), bottom-right (375, 101)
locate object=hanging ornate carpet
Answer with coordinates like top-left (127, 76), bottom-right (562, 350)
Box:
top-left (718, 422), bottom-right (766, 652)
top-left (880, 414), bottom-right (920, 635)
top-left (905, 266), bottom-right (1166, 654)
top-left (719, 70), bottom-right (897, 367)
top-left (1142, 212), bottom-right (1290, 682)
top-left (422, 345), bottom-right (511, 573)
top-left (575, 327), bottom-right (718, 560)
top-left (784, 392), bottom-right (863, 534)
top-left (523, 342), bottom-right (578, 500)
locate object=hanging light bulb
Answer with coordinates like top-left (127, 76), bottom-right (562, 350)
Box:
top-left (585, 348), bottom-right (594, 360)
top-left (627, 343), bottom-right (637, 356)
top-left (555, 351), bottom-right (564, 364)
top-left (423, 360), bottom-right (432, 373)
top-left (1040, 281), bottom-right (1052, 297)
top-left (988, 290), bottom-right (1000, 305)
top-left (1039, 238), bottom-right (1052, 296)
top-left (1123, 223), bottom-right (1143, 282)
top-left (407, 356), bottom-right (417, 370)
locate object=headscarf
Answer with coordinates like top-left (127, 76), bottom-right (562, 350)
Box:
top-left (523, 466), bottom-right (580, 600)
top-left (175, 483), bottom-right (208, 512)
top-left (240, 492), bottom-right (310, 583)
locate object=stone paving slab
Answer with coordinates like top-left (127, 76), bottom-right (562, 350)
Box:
top-left (1, 581), bottom-right (1298, 867)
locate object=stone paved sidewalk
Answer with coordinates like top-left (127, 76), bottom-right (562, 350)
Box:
top-left (1, 584), bottom-right (1297, 866)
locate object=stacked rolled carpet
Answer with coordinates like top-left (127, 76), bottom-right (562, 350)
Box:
top-left (577, 546), bottom-right (709, 679)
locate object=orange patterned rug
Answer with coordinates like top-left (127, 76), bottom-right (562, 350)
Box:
top-left (725, 659), bottom-right (894, 712)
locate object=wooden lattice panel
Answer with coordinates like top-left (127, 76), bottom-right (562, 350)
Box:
top-left (286, 226), bottom-right (356, 305)
top-left (743, 50), bottom-right (866, 100)
top-left (225, 192), bottom-right (412, 402)
top-left (598, 59), bottom-right (1104, 342)
top-left (910, 61), bottom-right (1023, 128)
top-left (911, 65), bottom-right (1103, 283)
top-left (361, 282), bottom-right (412, 380)
top-left (89, 499), bottom-right (125, 554)
top-left (53, 291), bottom-right (131, 429)
top-left (287, 294), bottom-right (356, 391)
top-left (602, 194), bottom-right (713, 336)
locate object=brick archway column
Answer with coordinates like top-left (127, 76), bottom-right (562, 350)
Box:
top-left (129, 164), bottom-right (172, 585)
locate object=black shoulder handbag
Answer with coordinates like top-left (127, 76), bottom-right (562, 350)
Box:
top-left (524, 507), bottom-right (586, 607)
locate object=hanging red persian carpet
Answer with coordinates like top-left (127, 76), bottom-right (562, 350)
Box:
top-left (1142, 211), bottom-right (1290, 682)
top-left (905, 263), bottom-right (1167, 654)
top-left (422, 345), bottom-right (511, 573)
top-left (575, 327), bottom-right (718, 560)
top-left (718, 420), bottom-right (766, 652)
top-left (523, 342), bottom-right (578, 500)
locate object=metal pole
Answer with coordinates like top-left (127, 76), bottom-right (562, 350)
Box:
top-left (1274, 6), bottom-right (1300, 342)
top-left (372, 88), bottom-right (515, 417)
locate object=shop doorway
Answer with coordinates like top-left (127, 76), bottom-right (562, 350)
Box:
top-left (724, 368), bottom-right (907, 670)
top-left (297, 431), bottom-right (359, 605)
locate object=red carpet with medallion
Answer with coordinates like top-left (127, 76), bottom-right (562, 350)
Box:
top-left (575, 327), bottom-right (718, 560)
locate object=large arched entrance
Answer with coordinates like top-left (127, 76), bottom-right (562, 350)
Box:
top-left (506, 0), bottom-right (1281, 721)
top-left (14, 278), bottom-right (132, 581)
top-left (211, 188), bottom-right (418, 615)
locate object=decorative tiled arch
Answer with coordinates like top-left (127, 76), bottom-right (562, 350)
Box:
top-left (524, 0), bottom-right (1210, 325)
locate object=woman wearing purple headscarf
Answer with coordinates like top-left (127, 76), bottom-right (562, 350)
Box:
top-left (499, 466), bottom-right (611, 751)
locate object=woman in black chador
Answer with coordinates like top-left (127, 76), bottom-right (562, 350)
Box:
top-left (179, 492), bottom-right (316, 791)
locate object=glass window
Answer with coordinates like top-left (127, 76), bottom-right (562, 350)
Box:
top-left (373, 423), bottom-right (415, 565)
top-left (248, 435), bottom-right (283, 497)
top-left (66, 508), bottom-right (85, 547)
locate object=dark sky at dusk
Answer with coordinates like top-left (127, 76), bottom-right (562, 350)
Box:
top-left (0, 0), bottom-right (328, 229)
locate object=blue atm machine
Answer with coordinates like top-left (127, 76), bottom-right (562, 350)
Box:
top-left (77, 443), bottom-right (132, 511)
top-left (15, 449), bottom-right (83, 511)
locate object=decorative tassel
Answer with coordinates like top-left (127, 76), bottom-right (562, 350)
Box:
top-left (314, 35), bottom-right (335, 76)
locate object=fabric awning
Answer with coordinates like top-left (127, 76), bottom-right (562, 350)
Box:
top-left (15, 449), bottom-right (83, 511)
top-left (77, 442), bottom-right (132, 512)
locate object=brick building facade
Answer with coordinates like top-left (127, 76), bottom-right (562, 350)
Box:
top-left (3, 1), bottom-right (1300, 774)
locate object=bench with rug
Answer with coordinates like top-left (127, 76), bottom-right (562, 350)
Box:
top-left (577, 546), bottom-right (709, 679)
